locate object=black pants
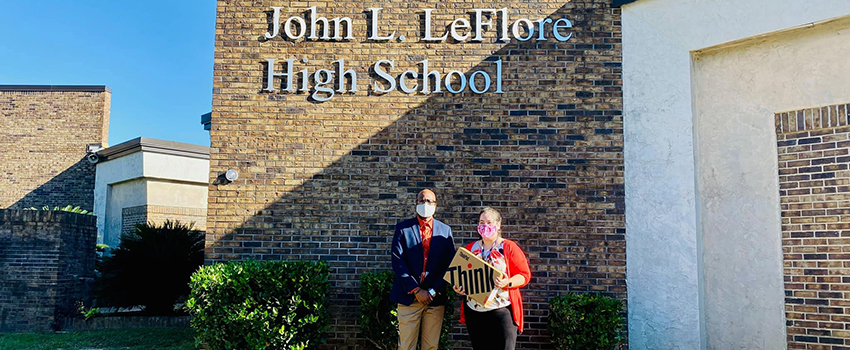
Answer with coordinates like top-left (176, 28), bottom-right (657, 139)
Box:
top-left (464, 303), bottom-right (517, 350)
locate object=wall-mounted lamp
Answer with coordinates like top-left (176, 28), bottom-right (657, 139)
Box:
top-left (225, 169), bottom-right (239, 182)
top-left (215, 169), bottom-right (239, 185)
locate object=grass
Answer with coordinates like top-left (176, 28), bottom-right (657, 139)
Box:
top-left (0, 328), bottom-right (197, 350)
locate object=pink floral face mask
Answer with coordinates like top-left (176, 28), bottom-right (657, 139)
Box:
top-left (477, 223), bottom-right (498, 239)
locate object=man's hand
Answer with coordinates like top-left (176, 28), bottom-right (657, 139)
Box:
top-left (415, 288), bottom-right (433, 305)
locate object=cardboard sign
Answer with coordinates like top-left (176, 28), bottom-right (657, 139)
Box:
top-left (443, 247), bottom-right (505, 305)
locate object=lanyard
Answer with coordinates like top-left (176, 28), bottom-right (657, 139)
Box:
top-left (479, 239), bottom-right (502, 261)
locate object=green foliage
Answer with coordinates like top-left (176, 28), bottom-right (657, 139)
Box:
top-left (25, 205), bottom-right (94, 215)
top-left (548, 292), bottom-right (624, 350)
top-left (82, 307), bottom-right (101, 321)
top-left (94, 220), bottom-right (205, 315)
top-left (359, 271), bottom-right (397, 350)
top-left (438, 288), bottom-right (458, 350)
top-left (76, 301), bottom-right (101, 321)
top-left (358, 270), bottom-right (456, 350)
top-left (187, 260), bottom-right (331, 350)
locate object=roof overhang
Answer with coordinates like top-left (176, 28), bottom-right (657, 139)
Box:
top-left (96, 137), bottom-right (210, 162)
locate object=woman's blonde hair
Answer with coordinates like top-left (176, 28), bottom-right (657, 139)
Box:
top-left (479, 207), bottom-right (502, 224)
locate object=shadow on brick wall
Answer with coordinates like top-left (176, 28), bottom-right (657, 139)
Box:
top-left (9, 157), bottom-right (97, 212)
top-left (208, 2), bottom-right (625, 349)
top-left (0, 210), bottom-right (97, 333)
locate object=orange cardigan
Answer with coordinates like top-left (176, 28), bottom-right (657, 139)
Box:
top-left (459, 239), bottom-right (532, 333)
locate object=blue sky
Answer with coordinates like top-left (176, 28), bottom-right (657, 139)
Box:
top-left (0, 1), bottom-right (216, 146)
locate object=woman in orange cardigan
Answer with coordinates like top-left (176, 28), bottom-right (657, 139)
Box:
top-left (453, 207), bottom-right (532, 350)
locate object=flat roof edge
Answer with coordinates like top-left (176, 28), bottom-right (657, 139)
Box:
top-left (0, 85), bottom-right (111, 93)
top-left (97, 137), bottom-right (210, 161)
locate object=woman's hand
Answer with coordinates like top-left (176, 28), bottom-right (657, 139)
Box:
top-left (494, 274), bottom-right (526, 290)
top-left (494, 275), bottom-right (510, 289)
top-left (453, 284), bottom-right (467, 296)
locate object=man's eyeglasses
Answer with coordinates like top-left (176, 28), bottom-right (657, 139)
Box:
top-left (417, 199), bottom-right (437, 205)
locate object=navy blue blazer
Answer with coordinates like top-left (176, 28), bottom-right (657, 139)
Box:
top-left (390, 217), bottom-right (455, 306)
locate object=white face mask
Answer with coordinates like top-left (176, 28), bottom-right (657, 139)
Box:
top-left (416, 203), bottom-right (436, 218)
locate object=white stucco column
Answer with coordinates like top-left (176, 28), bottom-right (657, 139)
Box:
top-left (622, 14), bottom-right (701, 349)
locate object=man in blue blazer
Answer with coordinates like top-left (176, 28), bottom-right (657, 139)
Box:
top-left (391, 189), bottom-right (456, 350)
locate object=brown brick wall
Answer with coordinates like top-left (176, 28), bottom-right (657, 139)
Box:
top-left (122, 204), bottom-right (207, 237)
top-left (209, 1), bottom-right (624, 348)
top-left (0, 209), bottom-right (97, 332)
top-left (776, 103), bottom-right (850, 349)
top-left (0, 88), bottom-right (110, 211)
top-left (122, 205), bottom-right (148, 237)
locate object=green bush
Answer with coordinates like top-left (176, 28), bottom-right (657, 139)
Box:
top-left (548, 292), bottom-right (624, 350)
top-left (94, 220), bottom-right (204, 314)
top-left (438, 287), bottom-right (458, 350)
top-left (359, 271), bottom-right (397, 350)
top-left (187, 260), bottom-right (330, 350)
top-left (359, 270), bottom-right (456, 350)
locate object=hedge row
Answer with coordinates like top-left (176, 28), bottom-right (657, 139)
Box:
top-left (187, 260), bottom-right (330, 350)
top-left (186, 262), bottom-right (623, 350)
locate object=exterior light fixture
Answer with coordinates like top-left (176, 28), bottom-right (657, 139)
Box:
top-left (225, 169), bottom-right (239, 182)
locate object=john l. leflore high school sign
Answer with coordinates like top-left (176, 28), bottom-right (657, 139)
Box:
top-left (262, 7), bottom-right (575, 101)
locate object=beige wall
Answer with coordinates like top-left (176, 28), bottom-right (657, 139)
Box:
top-left (623, 0), bottom-right (850, 348)
top-left (692, 16), bottom-right (850, 349)
top-left (694, 17), bottom-right (850, 112)
top-left (142, 152), bottom-right (209, 184)
top-left (103, 178), bottom-right (208, 246)
top-left (146, 180), bottom-right (208, 209)
top-left (95, 148), bottom-right (209, 247)
top-left (104, 178), bottom-right (146, 247)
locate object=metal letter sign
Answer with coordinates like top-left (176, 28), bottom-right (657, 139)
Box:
top-left (261, 6), bottom-right (574, 101)
top-left (443, 247), bottom-right (505, 305)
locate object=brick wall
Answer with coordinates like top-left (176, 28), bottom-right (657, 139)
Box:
top-left (776, 103), bottom-right (850, 349)
top-left (0, 86), bottom-right (110, 211)
top-left (208, 1), bottom-right (624, 348)
top-left (0, 209), bottom-right (97, 332)
top-left (122, 204), bottom-right (207, 237)
top-left (122, 205), bottom-right (148, 237)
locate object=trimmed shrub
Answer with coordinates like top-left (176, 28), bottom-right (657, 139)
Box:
top-left (438, 287), bottom-right (458, 350)
top-left (359, 271), bottom-right (397, 350)
top-left (187, 260), bottom-right (330, 350)
top-left (359, 270), bottom-right (456, 350)
top-left (94, 220), bottom-right (204, 314)
top-left (548, 292), bottom-right (624, 350)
